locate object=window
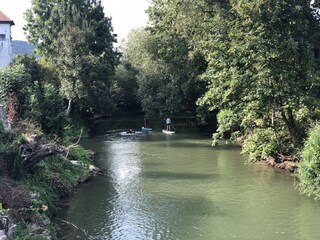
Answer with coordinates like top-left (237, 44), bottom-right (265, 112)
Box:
top-left (0, 34), bottom-right (5, 41)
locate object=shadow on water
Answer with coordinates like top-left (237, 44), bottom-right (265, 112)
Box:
top-left (176, 195), bottom-right (225, 217)
top-left (154, 140), bottom-right (241, 150)
top-left (142, 171), bottom-right (220, 180)
top-left (141, 161), bottom-right (166, 167)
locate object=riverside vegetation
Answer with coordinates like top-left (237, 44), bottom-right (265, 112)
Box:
top-left (2, 0), bottom-right (320, 239)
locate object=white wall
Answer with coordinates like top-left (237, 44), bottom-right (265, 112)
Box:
top-left (0, 23), bottom-right (12, 69)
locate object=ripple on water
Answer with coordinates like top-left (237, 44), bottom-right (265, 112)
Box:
top-left (58, 129), bottom-right (320, 240)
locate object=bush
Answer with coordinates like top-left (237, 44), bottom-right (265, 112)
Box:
top-left (13, 220), bottom-right (57, 240)
top-left (67, 145), bottom-right (92, 164)
top-left (212, 109), bottom-right (241, 145)
top-left (26, 83), bottom-right (66, 137)
top-left (0, 131), bottom-right (22, 179)
top-left (242, 128), bottom-right (285, 162)
top-left (297, 123), bottom-right (320, 199)
top-left (25, 154), bottom-right (91, 216)
top-left (0, 178), bottom-right (31, 221)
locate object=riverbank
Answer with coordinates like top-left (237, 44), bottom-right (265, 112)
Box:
top-left (234, 136), bottom-right (299, 173)
top-left (0, 145), bottom-right (101, 240)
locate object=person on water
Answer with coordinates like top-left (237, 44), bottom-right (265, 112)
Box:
top-left (166, 117), bottom-right (171, 131)
top-left (144, 115), bottom-right (149, 128)
top-left (127, 129), bottom-right (135, 133)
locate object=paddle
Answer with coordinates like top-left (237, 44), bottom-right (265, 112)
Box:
top-left (170, 124), bottom-right (177, 132)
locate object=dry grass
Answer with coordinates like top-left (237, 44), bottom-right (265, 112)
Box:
top-left (0, 177), bottom-right (31, 221)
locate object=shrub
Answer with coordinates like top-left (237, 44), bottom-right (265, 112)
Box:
top-left (13, 220), bottom-right (57, 240)
top-left (297, 123), bottom-right (320, 199)
top-left (25, 155), bottom-right (91, 216)
top-left (212, 109), bottom-right (241, 145)
top-left (0, 178), bottom-right (31, 221)
top-left (242, 128), bottom-right (286, 162)
top-left (26, 83), bottom-right (66, 137)
top-left (67, 145), bottom-right (92, 164)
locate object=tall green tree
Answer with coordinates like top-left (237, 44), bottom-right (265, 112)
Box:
top-left (8, 55), bottom-right (66, 136)
top-left (24, 0), bottom-right (120, 116)
top-left (141, 0), bottom-right (208, 117)
top-left (110, 62), bottom-right (141, 114)
top-left (122, 28), bottom-right (171, 116)
top-left (198, 0), bottom-right (320, 151)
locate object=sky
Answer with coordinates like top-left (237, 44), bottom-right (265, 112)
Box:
top-left (0, 0), bottom-right (149, 42)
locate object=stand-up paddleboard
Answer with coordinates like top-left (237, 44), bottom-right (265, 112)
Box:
top-left (119, 131), bottom-right (135, 136)
top-left (162, 129), bottom-right (175, 135)
top-left (142, 127), bottom-right (152, 131)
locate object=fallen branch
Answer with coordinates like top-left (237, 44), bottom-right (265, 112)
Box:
top-left (59, 219), bottom-right (94, 240)
top-left (22, 143), bottom-right (67, 172)
top-left (65, 128), bottom-right (83, 158)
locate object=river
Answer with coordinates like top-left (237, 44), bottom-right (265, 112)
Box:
top-left (56, 119), bottom-right (320, 240)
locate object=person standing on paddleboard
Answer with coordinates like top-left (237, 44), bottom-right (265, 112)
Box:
top-left (166, 117), bottom-right (171, 131)
top-left (144, 115), bottom-right (149, 128)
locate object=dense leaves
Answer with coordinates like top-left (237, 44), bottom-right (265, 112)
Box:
top-left (122, 14), bottom-right (207, 117)
top-left (298, 123), bottom-right (320, 199)
top-left (0, 56), bottom-right (66, 136)
top-left (24, 0), bottom-right (120, 117)
top-left (197, 0), bottom-right (320, 148)
top-left (110, 62), bottom-right (141, 114)
top-left (0, 64), bottom-right (32, 123)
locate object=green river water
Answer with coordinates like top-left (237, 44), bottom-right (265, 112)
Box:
top-left (56, 120), bottom-right (320, 240)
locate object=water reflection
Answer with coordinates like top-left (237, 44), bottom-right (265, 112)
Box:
top-left (101, 139), bottom-right (149, 240)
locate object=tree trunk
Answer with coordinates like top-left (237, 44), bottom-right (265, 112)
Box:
top-left (281, 107), bottom-right (299, 144)
top-left (21, 143), bottom-right (67, 172)
top-left (66, 99), bottom-right (72, 116)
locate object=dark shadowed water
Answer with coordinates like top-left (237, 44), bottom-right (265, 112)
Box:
top-left (56, 120), bottom-right (320, 240)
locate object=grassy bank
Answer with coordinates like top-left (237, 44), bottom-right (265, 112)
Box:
top-left (0, 141), bottom-right (95, 239)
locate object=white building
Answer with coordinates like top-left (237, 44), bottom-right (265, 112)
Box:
top-left (0, 11), bottom-right (14, 69)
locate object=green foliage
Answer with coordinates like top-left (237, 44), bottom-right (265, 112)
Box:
top-left (110, 62), bottom-right (141, 114)
top-left (242, 128), bottom-right (286, 163)
top-left (212, 109), bottom-right (241, 145)
top-left (0, 132), bottom-right (22, 179)
top-left (25, 154), bottom-right (91, 216)
top-left (123, 29), bottom-right (169, 116)
top-left (62, 124), bottom-right (88, 145)
top-left (1, 56), bottom-right (66, 136)
top-left (67, 145), bottom-right (92, 165)
top-left (0, 64), bottom-right (32, 118)
top-left (25, 0), bottom-right (120, 117)
top-left (123, 22), bottom-right (206, 117)
top-left (11, 55), bottom-right (43, 85)
top-left (13, 220), bottom-right (57, 240)
top-left (297, 123), bottom-right (320, 199)
top-left (197, 0), bottom-right (320, 148)
top-left (27, 83), bottom-right (66, 137)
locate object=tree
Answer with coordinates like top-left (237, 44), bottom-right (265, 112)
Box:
top-left (122, 12), bottom-right (207, 117)
top-left (122, 28), bottom-right (171, 116)
top-left (110, 62), bottom-right (141, 114)
top-left (24, 0), bottom-right (120, 117)
top-left (0, 64), bottom-right (32, 125)
top-left (9, 55), bottom-right (66, 136)
top-left (55, 21), bottom-right (89, 116)
top-left (198, 0), bottom-right (320, 152)
top-left (298, 123), bottom-right (320, 199)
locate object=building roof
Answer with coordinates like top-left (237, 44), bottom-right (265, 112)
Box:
top-left (0, 11), bottom-right (14, 25)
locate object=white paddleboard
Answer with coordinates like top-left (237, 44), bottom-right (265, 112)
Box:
top-left (162, 129), bottom-right (175, 135)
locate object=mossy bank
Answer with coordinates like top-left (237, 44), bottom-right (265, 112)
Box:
top-left (0, 131), bottom-right (100, 240)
